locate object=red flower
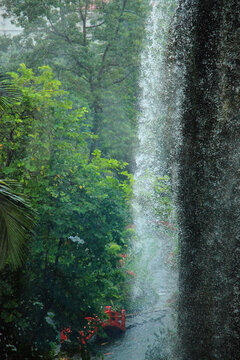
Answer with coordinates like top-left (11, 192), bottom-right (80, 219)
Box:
top-left (126, 270), bottom-right (136, 276)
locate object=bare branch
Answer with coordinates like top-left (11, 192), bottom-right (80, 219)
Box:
top-left (86, 20), bottom-right (105, 29)
top-left (111, 71), bottom-right (133, 85)
top-left (109, 65), bottom-right (139, 86)
top-left (78, 1), bottom-right (85, 23)
top-left (46, 14), bottom-right (76, 45)
top-left (45, 12), bottom-right (89, 72)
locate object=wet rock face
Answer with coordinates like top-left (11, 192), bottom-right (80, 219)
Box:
top-left (173, 1), bottom-right (240, 359)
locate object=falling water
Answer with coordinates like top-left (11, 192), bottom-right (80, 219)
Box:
top-left (91, 2), bottom-right (181, 359)
top-left (174, 2), bottom-right (240, 359)
top-left (94, 1), bottom-right (240, 359)
top-left (132, 0), bottom-right (178, 313)
top-left (123, 1), bottom-right (180, 358)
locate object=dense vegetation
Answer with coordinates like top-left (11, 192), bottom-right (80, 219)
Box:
top-left (0, 0), bottom-right (149, 165)
top-left (0, 1), bottom-right (149, 358)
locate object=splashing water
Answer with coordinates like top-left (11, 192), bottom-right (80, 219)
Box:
top-left (82, 2), bottom-right (183, 359)
top-left (132, 0), bottom-right (178, 312)
top-left (94, 1), bottom-right (240, 359)
top-left (91, 3), bottom-right (181, 359)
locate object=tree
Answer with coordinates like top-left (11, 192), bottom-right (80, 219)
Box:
top-left (0, 73), bottom-right (34, 269)
top-left (0, 0), bottom-right (149, 165)
top-left (0, 73), bottom-right (20, 111)
top-left (0, 64), bottom-right (132, 359)
top-left (0, 179), bottom-right (34, 268)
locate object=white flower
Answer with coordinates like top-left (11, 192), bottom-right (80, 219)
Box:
top-left (69, 235), bottom-right (85, 244)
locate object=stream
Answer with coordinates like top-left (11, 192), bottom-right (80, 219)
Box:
top-left (93, 309), bottom-right (169, 360)
top-left (72, 305), bottom-right (174, 360)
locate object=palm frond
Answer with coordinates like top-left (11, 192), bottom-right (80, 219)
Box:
top-left (0, 180), bottom-right (35, 269)
top-left (0, 74), bottom-right (21, 111)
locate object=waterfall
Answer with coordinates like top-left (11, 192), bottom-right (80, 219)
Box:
top-left (132, 0), bottom-right (178, 320)
top-left (173, 1), bottom-right (240, 359)
top-left (100, 1), bottom-right (240, 359)
top-left (133, 0), bottom-right (240, 359)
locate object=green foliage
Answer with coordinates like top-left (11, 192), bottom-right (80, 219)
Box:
top-left (0, 0), bottom-right (149, 164)
top-left (0, 73), bottom-right (20, 111)
top-left (0, 179), bottom-right (35, 269)
top-left (106, 242), bottom-right (122, 255)
top-left (0, 71), bottom-right (35, 269)
top-left (0, 1), bottom-right (150, 357)
top-left (0, 65), bottom-right (132, 359)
